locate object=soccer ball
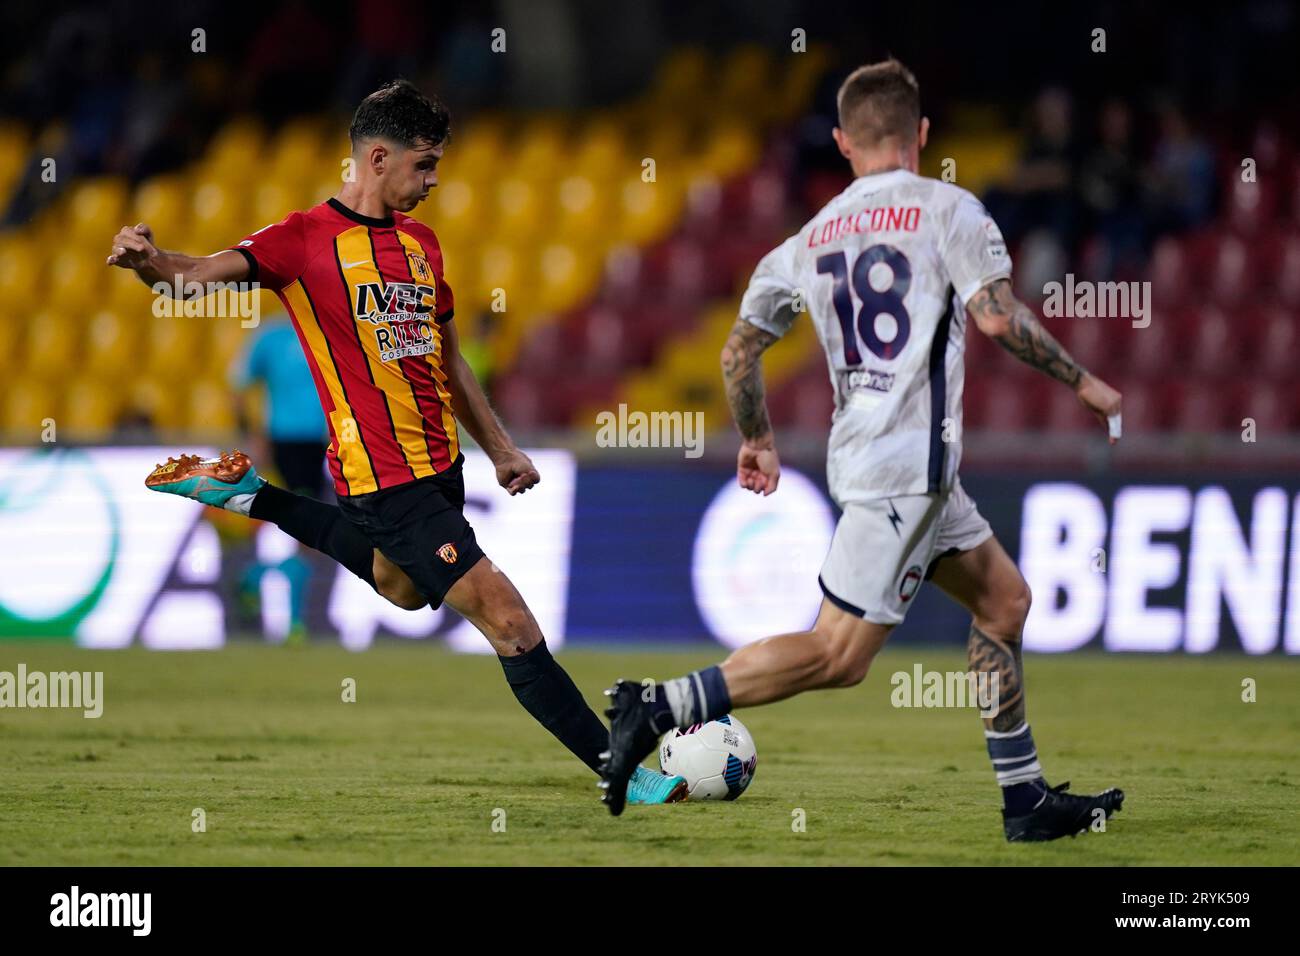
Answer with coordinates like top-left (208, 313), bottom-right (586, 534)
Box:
top-left (658, 714), bottom-right (757, 800)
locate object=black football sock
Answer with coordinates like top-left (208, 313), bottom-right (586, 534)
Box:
top-left (498, 640), bottom-right (610, 774)
top-left (249, 483), bottom-right (376, 589)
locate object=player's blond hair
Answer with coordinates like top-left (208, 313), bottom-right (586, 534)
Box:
top-left (836, 59), bottom-right (921, 147)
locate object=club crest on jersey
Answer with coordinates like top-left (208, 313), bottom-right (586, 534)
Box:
top-left (899, 564), bottom-right (923, 602)
top-left (437, 543), bottom-right (458, 564)
top-left (407, 251), bottom-right (432, 283)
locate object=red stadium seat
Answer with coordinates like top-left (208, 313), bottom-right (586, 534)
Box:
top-left (980, 378), bottom-right (1033, 432)
top-left (1252, 306), bottom-right (1298, 380)
top-left (1226, 177), bottom-right (1277, 237)
top-left (1117, 379), bottom-right (1166, 434)
top-left (1187, 307), bottom-right (1238, 376)
top-left (1209, 235), bottom-right (1255, 307)
top-left (1276, 233), bottom-right (1300, 308)
top-left (1238, 381), bottom-right (1292, 433)
top-left (1172, 380), bottom-right (1228, 434)
top-left (1148, 236), bottom-right (1191, 309)
top-left (1043, 383), bottom-right (1092, 433)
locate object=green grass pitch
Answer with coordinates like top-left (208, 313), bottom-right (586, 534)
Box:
top-left (1, 641), bottom-right (1296, 865)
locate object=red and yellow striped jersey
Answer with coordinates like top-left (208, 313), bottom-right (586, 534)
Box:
top-left (232, 198), bottom-right (460, 497)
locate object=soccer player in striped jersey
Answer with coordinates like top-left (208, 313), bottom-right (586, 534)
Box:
top-left (107, 80), bottom-right (685, 806)
top-left (599, 60), bottom-right (1126, 838)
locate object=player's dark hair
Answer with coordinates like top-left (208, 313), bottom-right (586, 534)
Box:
top-left (349, 79), bottom-right (451, 150)
top-left (836, 59), bottom-right (921, 146)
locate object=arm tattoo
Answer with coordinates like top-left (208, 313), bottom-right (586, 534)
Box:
top-left (721, 319), bottom-right (778, 442)
top-left (969, 279), bottom-right (1085, 387)
top-left (967, 624), bottom-right (1026, 733)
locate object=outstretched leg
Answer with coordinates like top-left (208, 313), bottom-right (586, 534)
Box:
top-left (928, 534), bottom-right (1123, 841)
top-left (599, 598), bottom-right (892, 814)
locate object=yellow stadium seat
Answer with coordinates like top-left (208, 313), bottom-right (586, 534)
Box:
top-left (143, 312), bottom-right (203, 383)
top-left (428, 178), bottom-right (480, 244)
top-left (202, 119), bottom-right (267, 182)
top-left (0, 237), bottom-right (40, 303)
top-left (536, 242), bottom-right (600, 313)
top-left (445, 120), bottom-right (505, 188)
top-left (512, 119), bottom-right (567, 186)
top-left (209, 319), bottom-right (256, 377)
top-left (23, 314), bottom-right (81, 378)
top-left (494, 176), bottom-right (548, 241)
top-left (775, 46), bottom-right (831, 122)
top-left (554, 175), bottom-right (612, 242)
top-left (717, 46), bottom-right (774, 117)
top-left (188, 378), bottom-right (237, 433)
top-left (107, 269), bottom-right (157, 319)
top-left (68, 178), bottom-right (129, 248)
top-left (62, 378), bottom-right (122, 437)
top-left (696, 122), bottom-right (761, 179)
top-left (189, 180), bottom-right (247, 250)
top-left (47, 248), bottom-right (103, 311)
top-left (616, 174), bottom-right (684, 245)
top-left (3, 378), bottom-right (60, 438)
top-left (477, 242), bottom-right (531, 300)
top-left (267, 118), bottom-right (325, 183)
top-left (573, 119), bottom-right (627, 185)
top-left (84, 310), bottom-right (139, 378)
top-left (251, 180), bottom-right (304, 228)
top-left (127, 379), bottom-right (188, 433)
top-left (130, 175), bottom-right (190, 247)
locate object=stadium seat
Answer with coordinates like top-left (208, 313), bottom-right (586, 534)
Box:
top-left (1041, 382), bottom-right (1094, 433)
top-left (3, 378), bottom-right (60, 438)
top-left (188, 378), bottom-right (238, 433)
top-left (1253, 306), bottom-right (1298, 380)
top-left (131, 175), bottom-right (191, 247)
top-left (67, 178), bottom-right (128, 248)
top-left (1172, 380), bottom-right (1228, 434)
top-left (537, 242), bottom-right (600, 313)
top-left (24, 312), bottom-right (81, 378)
top-left (980, 379), bottom-right (1032, 432)
top-left (0, 237), bottom-right (41, 304)
top-left (1209, 235), bottom-right (1254, 306)
top-left (190, 180), bottom-right (247, 250)
top-left (1188, 307), bottom-right (1237, 376)
top-left (1147, 236), bottom-right (1191, 309)
top-left (84, 310), bottom-right (139, 378)
top-left (1238, 381), bottom-right (1292, 432)
top-left (62, 378), bottom-right (123, 436)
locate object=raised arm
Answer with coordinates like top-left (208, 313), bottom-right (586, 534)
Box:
top-left (440, 318), bottom-right (540, 495)
top-left (966, 277), bottom-right (1122, 441)
top-left (106, 223), bottom-right (250, 292)
top-left (721, 318), bottom-right (782, 494)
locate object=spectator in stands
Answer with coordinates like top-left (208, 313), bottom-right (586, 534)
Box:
top-left (1144, 99), bottom-right (1217, 234)
top-left (1078, 99), bottom-right (1145, 277)
top-left (984, 86), bottom-right (1080, 251)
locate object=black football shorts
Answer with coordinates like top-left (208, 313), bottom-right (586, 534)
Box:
top-left (337, 457), bottom-right (485, 609)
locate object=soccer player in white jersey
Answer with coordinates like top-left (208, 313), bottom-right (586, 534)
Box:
top-left (599, 59), bottom-right (1126, 841)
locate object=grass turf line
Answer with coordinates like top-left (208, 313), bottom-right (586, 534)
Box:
top-left (0, 641), bottom-right (1296, 865)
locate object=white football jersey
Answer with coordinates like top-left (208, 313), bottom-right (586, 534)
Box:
top-left (740, 169), bottom-right (1011, 505)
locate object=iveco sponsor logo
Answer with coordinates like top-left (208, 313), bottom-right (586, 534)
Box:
top-left (354, 281), bottom-right (435, 321)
